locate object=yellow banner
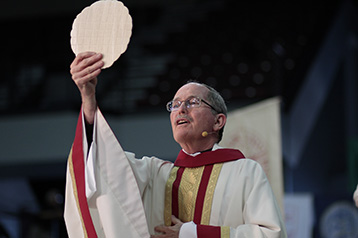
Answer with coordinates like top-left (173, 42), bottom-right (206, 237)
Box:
top-left (220, 97), bottom-right (284, 214)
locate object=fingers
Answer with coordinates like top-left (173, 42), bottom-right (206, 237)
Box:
top-left (74, 67), bottom-right (101, 88)
top-left (152, 218), bottom-right (182, 238)
top-left (70, 52), bottom-right (101, 68)
top-left (70, 52), bottom-right (104, 101)
top-left (153, 216), bottom-right (181, 234)
top-left (154, 225), bottom-right (169, 234)
top-left (70, 52), bottom-right (104, 83)
top-left (171, 215), bottom-right (182, 225)
top-left (70, 52), bottom-right (96, 69)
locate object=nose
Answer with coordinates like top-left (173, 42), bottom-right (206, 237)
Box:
top-left (178, 102), bottom-right (188, 113)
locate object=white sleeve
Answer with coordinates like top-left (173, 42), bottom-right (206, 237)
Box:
top-left (179, 222), bottom-right (197, 238)
top-left (88, 108), bottom-right (151, 237)
top-left (209, 160), bottom-right (286, 238)
top-left (86, 107), bottom-right (173, 236)
top-left (230, 162), bottom-right (286, 238)
top-left (84, 110), bottom-right (97, 200)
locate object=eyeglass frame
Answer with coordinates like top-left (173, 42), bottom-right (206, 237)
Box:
top-left (166, 96), bottom-right (220, 113)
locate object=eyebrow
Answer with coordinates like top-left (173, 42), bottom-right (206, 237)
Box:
top-left (172, 95), bottom-right (196, 101)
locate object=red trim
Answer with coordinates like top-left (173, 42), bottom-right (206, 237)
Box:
top-left (72, 109), bottom-right (97, 237)
top-left (197, 224), bottom-right (221, 238)
top-left (171, 167), bottom-right (185, 224)
top-left (174, 149), bottom-right (245, 168)
top-left (193, 165), bottom-right (213, 224)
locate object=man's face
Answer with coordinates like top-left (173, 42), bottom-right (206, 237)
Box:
top-left (169, 83), bottom-right (217, 146)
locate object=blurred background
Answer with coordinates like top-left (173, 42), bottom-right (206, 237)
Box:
top-left (0, 0), bottom-right (358, 237)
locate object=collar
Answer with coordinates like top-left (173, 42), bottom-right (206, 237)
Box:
top-left (175, 146), bottom-right (245, 168)
top-left (182, 143), bottom-right (221, 157)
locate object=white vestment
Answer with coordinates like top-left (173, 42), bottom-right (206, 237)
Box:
top-left (64, 108), bottom-right (287, 238)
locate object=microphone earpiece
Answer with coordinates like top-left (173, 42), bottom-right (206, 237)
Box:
top-left (202, 131), bottom-right (217, 137)
top-left (202, 131), bottom-right (209, 137)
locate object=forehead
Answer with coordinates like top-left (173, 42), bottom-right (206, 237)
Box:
top-left (173, 83), bottom-right (208, 100)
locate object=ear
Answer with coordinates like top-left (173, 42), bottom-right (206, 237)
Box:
top-left (213, 113), bottom-right (226, 132)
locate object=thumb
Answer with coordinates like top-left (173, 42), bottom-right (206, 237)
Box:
top-left (171, 215), bottom-right (183, 225)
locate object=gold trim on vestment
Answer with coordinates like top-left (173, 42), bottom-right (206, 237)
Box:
top-left (164, 166), bottom-right (179, 226)
top-left (68, 147), bottom-right (88, 238)
top-left (178, 166), bottom-right (205, 222)
top-left (200, 163), bottom-right (223, 225)
top-left (221, 226), bottom-right (230, 238)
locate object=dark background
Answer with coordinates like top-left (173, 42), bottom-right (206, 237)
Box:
top-left (0, 0), bottom-right (358, 237)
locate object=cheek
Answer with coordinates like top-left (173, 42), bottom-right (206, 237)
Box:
top-left (170, 113), bottom-right (177, 131)
top-left (170, 113), bottom-right (175, 125)
top-left (196, 113), bottom-right (214, 129)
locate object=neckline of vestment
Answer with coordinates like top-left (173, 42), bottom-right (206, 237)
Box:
top-left (174, 148), bottom-right (245, 168)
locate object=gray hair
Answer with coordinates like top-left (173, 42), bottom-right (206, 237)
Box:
top-left (185, 81), bottom-right (227, 142)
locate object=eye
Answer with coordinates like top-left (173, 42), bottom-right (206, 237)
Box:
top-left (188, 97), bottom-right (200, 106)
top-left (172, 100), bottom-right (181, 109)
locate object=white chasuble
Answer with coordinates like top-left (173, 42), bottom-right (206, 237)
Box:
top-left (64, 108), bottom-right (152, 238)
top-left (64, 107), bottom-right (286, 238)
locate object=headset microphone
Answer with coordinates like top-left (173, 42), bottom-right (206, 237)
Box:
top-left (202, 131), bottom-right (216, 137)
top-left (202, 131), bottom-right (208, 137)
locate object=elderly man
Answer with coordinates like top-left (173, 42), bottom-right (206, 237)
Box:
top-left (64, 52), bottom-right (287, 238)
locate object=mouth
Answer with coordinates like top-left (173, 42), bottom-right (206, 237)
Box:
top-left (176, 118), bottom-right (189, 125)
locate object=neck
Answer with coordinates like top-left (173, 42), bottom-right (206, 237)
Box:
top-left (180, 139), bottom-right (217, 154)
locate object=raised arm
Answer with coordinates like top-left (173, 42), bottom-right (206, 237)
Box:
top-left (70, 52), bottom-right (104, 124)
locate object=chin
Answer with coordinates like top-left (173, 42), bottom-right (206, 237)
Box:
top-left (173, 132), bottom-right (189, 144)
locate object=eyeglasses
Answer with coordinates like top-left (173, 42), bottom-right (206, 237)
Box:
top-left (166, 96), bottom-right (219, 113)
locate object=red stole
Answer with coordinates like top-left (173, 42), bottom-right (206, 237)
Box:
top-left (68, 110), bottom-right (97, 238)
top-left (165, 149), bottom-right (245, 229)
top-left (174, 149), bottom-right (245, 167)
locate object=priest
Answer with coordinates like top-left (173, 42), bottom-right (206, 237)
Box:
top-left (64, 52), bottom-right (287, 238)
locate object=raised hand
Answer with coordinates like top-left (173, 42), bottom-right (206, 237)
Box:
top-left (70, 52), bottom-right (104, 124)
